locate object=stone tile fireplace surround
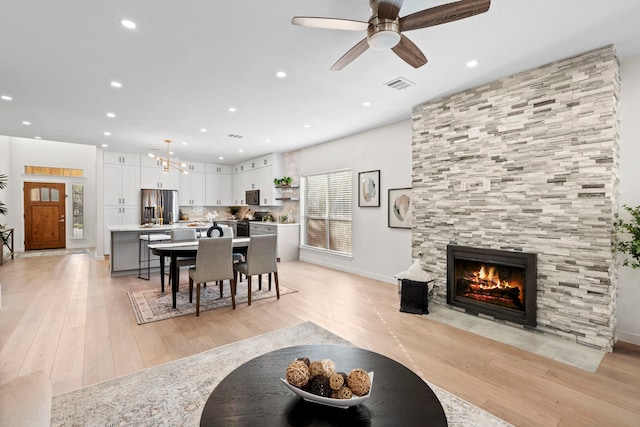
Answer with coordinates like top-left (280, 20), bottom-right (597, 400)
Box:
top-left (412, 45), bottom-right (619, 351)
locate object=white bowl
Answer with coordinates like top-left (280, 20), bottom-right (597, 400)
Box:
top-left (280, 371), bottom-right (374, 409)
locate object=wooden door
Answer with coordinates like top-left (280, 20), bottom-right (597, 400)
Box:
top-left (24, 182), bottom-right (66, 250)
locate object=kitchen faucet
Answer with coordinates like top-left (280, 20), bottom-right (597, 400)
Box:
top-left (168, 211), bottom-right (173, 225)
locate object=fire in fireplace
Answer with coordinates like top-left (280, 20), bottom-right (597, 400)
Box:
top-left (447, 245), bottom-right (537, 327)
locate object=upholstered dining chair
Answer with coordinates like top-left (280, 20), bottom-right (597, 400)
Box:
top-left (188, 237), bottom-right (236, 315)
top-left (208, 224), bottom-right (245, 267)
top-left (169, 228), bottom-right (198, 286)
top-left (233, 234), bottom-right (279, 306)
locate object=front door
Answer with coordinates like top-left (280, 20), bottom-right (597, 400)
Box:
top-left (24, 182), bottom-right (66, 250)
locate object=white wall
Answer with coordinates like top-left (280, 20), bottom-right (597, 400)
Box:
top-left (617, 54), bottom-right (640, 345)
top-left (299, 120), bottom-right (414, 284)
top-left (3, 137), bottom-right (97, 252)
top-left (0, 136), bottom-right (10, 229)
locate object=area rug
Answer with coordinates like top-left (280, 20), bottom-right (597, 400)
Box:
top-left (50, 322), bottom-right (511, 427)
top-left (128, 280), bottom-right (297, 324)
top-left (14, 248), bottom-right (91, 258)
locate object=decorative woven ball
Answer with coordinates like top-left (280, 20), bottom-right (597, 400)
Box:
top-left (308, 360), bottom-right (324, 378)
top-left (286, 360), bottom-right (310, 388)
top-left (329, 372), bottom-right (345, 390)
top-left (308, 376), bottom-right (331, 397)
top-left (347, 368), bottom-right (371, 396)
top-left (336, 386), bottom-right (353, 400)
top-left (320, 358), bottom-right (336, 377)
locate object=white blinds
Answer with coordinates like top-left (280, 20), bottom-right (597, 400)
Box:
top-left (303, 170), bottom-right (352, 254)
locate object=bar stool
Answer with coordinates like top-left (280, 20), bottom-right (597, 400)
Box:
top-left (138, 232), bottom-right (171, 280)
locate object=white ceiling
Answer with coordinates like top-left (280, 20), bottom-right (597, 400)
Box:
top-left (1, 0), bottom-right (639, 165)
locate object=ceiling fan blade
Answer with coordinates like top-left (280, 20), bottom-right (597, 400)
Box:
top-left (292, 17), bottom-right (368, 31)
top-left (331, 38), bottom-right (370, 71)
top-left (391, 35), bottom-right (428, 68)
top-left (400, 0), bottom-right (490, 32)
top-left (378, 0), bottom-right (404, 20)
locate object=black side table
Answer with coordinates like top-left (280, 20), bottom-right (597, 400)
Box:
top-left (200, 344), bottom-right (447, 427)
top-left (0, 228), bottom-right (14, 266)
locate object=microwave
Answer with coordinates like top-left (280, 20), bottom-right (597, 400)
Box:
top-left (246, 189), bottom-right (260, 205)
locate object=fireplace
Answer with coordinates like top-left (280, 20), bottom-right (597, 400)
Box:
top-left (447, 245), bottom-right (537, 327)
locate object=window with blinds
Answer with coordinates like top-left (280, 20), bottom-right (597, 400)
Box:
top-left (302, 169), bottom-right (352, 254)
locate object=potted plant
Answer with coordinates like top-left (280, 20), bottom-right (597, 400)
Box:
top-left (614, 204), bottom-right (640, 268)
top-left (229, 206), bottom-right (240, 219)
top-left (273, 176), bottom-right (293, 187)
top-left (0, 172), bottom-right (7, 217)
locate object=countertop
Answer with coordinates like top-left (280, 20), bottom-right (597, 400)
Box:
top-left (110, 222), bottom-right (299, 232)
top-left (109, 223), bottom-right (215, 232)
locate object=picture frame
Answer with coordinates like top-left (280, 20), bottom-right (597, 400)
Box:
top-left (388, 188), bottom-right (412, 229)
top-left (358, 170), bottom-right (380, 207)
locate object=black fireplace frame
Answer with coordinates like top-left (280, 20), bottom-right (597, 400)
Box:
top-left (447, 245), bottom-right (537, 327)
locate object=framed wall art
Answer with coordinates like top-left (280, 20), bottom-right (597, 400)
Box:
top-left (358, 170), bottom-right (380, 207)
top-left (388, 188), bottom-right (412, 228)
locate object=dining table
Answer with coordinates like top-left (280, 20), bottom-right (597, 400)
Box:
top-left (149, 237), bottom-right (250, 309)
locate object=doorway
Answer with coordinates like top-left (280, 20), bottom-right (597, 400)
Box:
top-left (24, 182), bottom-right (66, 250)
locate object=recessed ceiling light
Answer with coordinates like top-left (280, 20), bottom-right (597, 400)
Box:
top-left (219, 156), bottom-right (224, 160)
top-left (228, 107), bottom-right (236, 113)
top-left (110, 81), bottom-right (122, 88)
top-left (363, 101), bottom-right (371, 107)
top-left (276, 71), bottom-right (287, 78)
top-left (181, 142), bottom-right (188, 145)
top-left (120, 19), bottom-right (137, 29)
top-left (265, 139), bottom-right (271, 143)
top-left (1, 95), bottom-right (12, 101)
top-left (22, 121), bottom-right (31, 125)
top-left (106, 112), bottom-right (116, 118)
top-left (303, 124), bottom-right (311, 128)
top-left (200, 128), bottom-right (207, 133)
top-left (239, 149), bottom-right (244, 153)
top-left (34, 136), bottom-right (42, 140)
top-left (101, 144), bottom-right (109, 147)
top-left (104, 131), bottom-right (111, 136)
top-left (466, 60), bottom-right (479, 68)
top-left (169, 151), bottom-right (175, 155)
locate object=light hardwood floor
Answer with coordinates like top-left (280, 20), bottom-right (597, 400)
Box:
top-left (0, 253), bottom-right (639, 426)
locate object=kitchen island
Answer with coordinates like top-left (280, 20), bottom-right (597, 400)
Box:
top-left (109, 223), bottom-right (214, 277)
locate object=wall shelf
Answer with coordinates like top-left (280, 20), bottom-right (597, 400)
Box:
top-left (275, 184), bottom-right (299, 202)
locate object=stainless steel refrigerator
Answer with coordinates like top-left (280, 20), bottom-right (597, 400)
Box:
top-left (140, 189), bottom-right (179, 225)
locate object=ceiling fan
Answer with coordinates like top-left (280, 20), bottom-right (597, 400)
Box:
top-left (292, 0), bottom-right (491, 71)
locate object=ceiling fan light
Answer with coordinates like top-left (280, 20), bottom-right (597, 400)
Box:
top-left (368, 30), bottom-right (400, 50)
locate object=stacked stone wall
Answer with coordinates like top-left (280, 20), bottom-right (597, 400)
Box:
top-left (412, 45), bottom-right (619, 351)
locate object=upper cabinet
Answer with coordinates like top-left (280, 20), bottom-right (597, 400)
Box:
top-left (104, 153), bottom-right (139, 206)
top-left (140, 155), bottom-right (179, 190)
top-left (179, 161), bottom-right (206, 205)
top-left (232, 153), bottom-right (284, 206)
top-left (206, 163), bottom-right (233, 206)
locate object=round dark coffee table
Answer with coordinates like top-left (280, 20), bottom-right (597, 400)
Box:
top-left (200, 344), bottom-right (447, 426)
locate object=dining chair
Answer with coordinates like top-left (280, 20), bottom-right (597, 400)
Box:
top-left (208, 224), bottom-right (245, 265)
top-left (233, 234), bottom-right (279, 306)
top-left (169, 228), bottom-right (198, 286)
top-left (188, 237), bottom-right (236, 315)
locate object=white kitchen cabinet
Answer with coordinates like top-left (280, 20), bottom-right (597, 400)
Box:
top-left (232, 171), bottom-right (247, 205)
top-left (205, 163), bottom-right (232, 206)
top-left (104, 153), bottom-right (140, 255)
top-left (249, 222), bottom-right (299, 261)
top-left (140, 160), bottom-right (179, 190)
top-left (104, 160), bottom-right (139, 206)
top-left (206, 171), bottom-right (232, 206)
top-left (179, 167), bottom-right (206, 206)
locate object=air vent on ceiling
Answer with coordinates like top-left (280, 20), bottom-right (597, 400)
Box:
top-left (384, 77), bottom-right (415, 91)
top-left (226, 133), bottom-right (243, 139)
